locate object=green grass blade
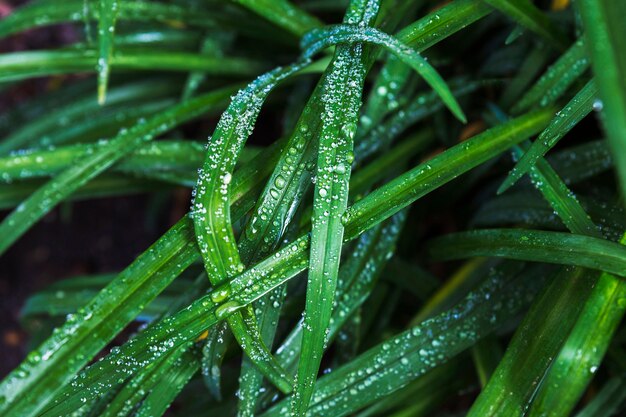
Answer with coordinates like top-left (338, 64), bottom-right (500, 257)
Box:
top-left (0, 0), bottom-right (219, 39)
top-left (302, 24), bottom-right (466, 122)
top-left (133, 349), bottom-right (200, 417)
top-left (573, 376), bottom-right (626, 417)
top-left (482, 0), bottom-right (568, 50)
top-left (0, 85), bottom-right (236, 256)
top-left (578, 0), bottom-right (626, 200)
top-left (293, 35), bottom-right (371, 417)
top-left (233, 0), bottom-right (322, 37)
top-left (466, 266), bottom-right (598, 417)
top-left (97, 0), bottom-right (118, 104)
top-left (512, 38), bottom-right (589, 114)
top-left (344, 108), bottom-right (553, 238)
top-left (0, 49), bottom-right (265, 83)
top-left (428, 228), bottom-right (626, 278)
top-left (498, 79), bottom-right (597, 193)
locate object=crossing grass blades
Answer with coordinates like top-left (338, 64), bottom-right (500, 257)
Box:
top-left (1, 0), bottom-right (626, 416)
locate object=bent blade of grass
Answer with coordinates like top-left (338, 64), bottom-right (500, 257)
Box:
top-left (498, 79), bottom-right (597, 193)
top-left (428, 228), bottom-right (626, 278)
top-left (302, 24), bottom-right (466, 123)
top-left (482, 0), bottom-right (568, 50)
top-left (0, 84), bottom-right (238, 257)
top-left (97, 0), bottom-right (118, 104)
top-left (192, 62), bottom-right (311, 393)
top-left (578, 0), bottom-right (626, 201)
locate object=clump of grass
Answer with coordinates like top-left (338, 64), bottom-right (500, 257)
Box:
top-left (1, 0), bottom-right (626, 416)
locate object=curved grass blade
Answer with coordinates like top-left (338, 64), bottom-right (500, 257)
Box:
top-left (578, 0), bottom-right (626, 201)
top-left (498, 79), bottom-right (597, 193)
top-left (97, 0), bottom-right (119, 104)
top-left (28, 106), bottom-right (556, 415)
top-left (302, 24), bottom-right (466, 122)
top-left (428, 228), bottom-right (626, 278)
top-left (201, 322), bottom-right (230, 401)
top-left (233, 0), bottom-right (322, 37)
top-left (192, 61), bottom-right (311, 393)
top-left (512, 38), bottom-right (589, 114)
top-left (0, 84), bottom-right (238, 256)
top-left (482, 0), bottom-right (568, 50)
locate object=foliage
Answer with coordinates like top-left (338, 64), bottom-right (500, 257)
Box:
top-left (1, 0), bottom-right (625, 416)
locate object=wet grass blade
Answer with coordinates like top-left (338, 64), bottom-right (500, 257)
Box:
top-left (498, 79), bottom-right (597, 193)
top-left (482, 0), bottom-right (568, 50)
top-left (512, 38), bottom-right (589, 114)
top-left (0, 49), bottom-right (265, 83)
top-left (302, 25), bottom-right (466, 122)
top-left (578, 0), bottom-right (626, 200)
top-left (97, 0), bottom-right (118, 104)
top-left (429, 228), bottom-right (626, 278)
top-left (292, 3), bottom-right (374, 410)
top-left (233, 0), bottom-right (322, 37)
